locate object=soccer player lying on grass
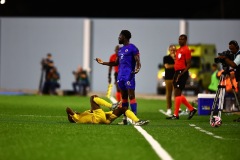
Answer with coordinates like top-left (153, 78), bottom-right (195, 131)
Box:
top-left (66, 95), bottom-right (149, 126)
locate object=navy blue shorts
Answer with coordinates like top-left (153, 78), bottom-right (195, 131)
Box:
top-left (117, 78), bottom-right (136, 90)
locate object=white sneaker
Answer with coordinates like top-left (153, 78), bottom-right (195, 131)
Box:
top-left (117, 120), bottom-right (125, 125)
top-left (179, 109), bottom-right (189, 116)
top-left (179, 108), bottom-right (182, 113)
top-left (127, 117), bottom-right (135, 125)
top-left (117, 119), bottom-right (129, 125)
top-left (166, 109), bottom-right (172, 115)
top-left (111, 101), bottom-right (122, 110)
top-left (135, 120), bottom-right (150, 126)
top-left (117, 116), bottom-right (128, 125)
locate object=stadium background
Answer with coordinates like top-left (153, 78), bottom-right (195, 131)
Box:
top-left (0, 0), bottom-right (240, 94)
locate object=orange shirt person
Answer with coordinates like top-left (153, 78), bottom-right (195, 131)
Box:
top-left (217, 70), bottom-right (238, 93)
top-left (166, 34), bottom-right (197, 120)
top-left (108, 45), bottom-right (121, 102)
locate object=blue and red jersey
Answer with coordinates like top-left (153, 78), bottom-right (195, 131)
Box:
top-left (117, 43), bottom-right (139, 81)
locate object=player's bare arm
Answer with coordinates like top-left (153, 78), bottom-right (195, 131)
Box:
top-left (95, 58), bottom-right (118, 66)
top-left (133, 54), bottom-right (141, 74)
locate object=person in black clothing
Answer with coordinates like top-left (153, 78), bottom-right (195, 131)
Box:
top-left (47, 66), bottom-right (60, 95)
top-left (72, 66), bottom-right (90, 96)
top-left (39, 53), bottom-right (54, 94)
top-left (218, 40), bottom-right (240, 101)
top-left (163, 44), bottom-right (176, 115)
top-left (42, 53), bottom-right (54, 80)
top-left (217, 40), bottom-right (240, 122)
top-left (42, 62), bottom-right (61, 95)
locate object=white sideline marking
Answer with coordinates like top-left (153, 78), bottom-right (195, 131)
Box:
top-left (134, 126), bottom-right (174, 160)
top-left (127, 118), bottom-right (173, 160)
top-left (189, 124), bottom-right (223, 139)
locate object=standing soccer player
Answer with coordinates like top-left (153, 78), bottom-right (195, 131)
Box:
top-left (166, 34), bottom-right (197, 120)
top-left (96, 30), bottom-right (148, 125)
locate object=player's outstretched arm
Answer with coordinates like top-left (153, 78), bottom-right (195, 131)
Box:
top-left (95, 58), bottom-right (118, 66)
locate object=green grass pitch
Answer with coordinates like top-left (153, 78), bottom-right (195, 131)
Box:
top-left (0, 95), bottom-right (240, 160)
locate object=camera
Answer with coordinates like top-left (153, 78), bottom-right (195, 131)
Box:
top-left (214, 50), bottom-right (234, 67)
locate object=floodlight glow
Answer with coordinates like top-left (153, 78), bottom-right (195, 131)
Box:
top-left (0, 0), bottom-right (6, 4)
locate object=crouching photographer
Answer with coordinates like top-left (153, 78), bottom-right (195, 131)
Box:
top-left (216, 40), bottom-right (240, 104)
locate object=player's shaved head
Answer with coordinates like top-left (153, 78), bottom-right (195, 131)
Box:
top-left (120, 30), bottom-right (131, 40)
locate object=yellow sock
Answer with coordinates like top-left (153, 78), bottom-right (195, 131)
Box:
top-left (108, 114), bottom-right (118, 123)
top-left (71, 113), bottom-right (79, 122)
top-left (93, 97), bottom-right (112, 109)
top-left (125, 110), bottom-right (139, 122)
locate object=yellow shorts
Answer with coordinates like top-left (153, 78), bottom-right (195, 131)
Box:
top-left (93, 109), bottom-right (108, 124)
top-left (72, 109), bottom-right (108, 124)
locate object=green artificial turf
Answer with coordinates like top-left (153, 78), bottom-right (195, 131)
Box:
top-left (0, 95), bottom-right (239, 160)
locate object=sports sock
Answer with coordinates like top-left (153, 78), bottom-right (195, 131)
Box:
top-left (108, 113), bottom-right (118, 123)
top-left (122, 99), bottom-right (129, 108)
top-left (116, 91), bottom-right (121, 102)
top-left (130, 99), bottom-right (137, 115)
top-left (93, 97), bottom-right (111, 108)
top-left (174, 96), bottom-right (182, 117)
top-left (71, 113), bottom-right (79, 122)
top-left (125, 110), bottom-right (139, 122)
top-left (181, 95), bottom-right (194, 110)
top-left (123, 114), bottom-right (127, 121)
top-left (122, 99), bottom-right (129, 122)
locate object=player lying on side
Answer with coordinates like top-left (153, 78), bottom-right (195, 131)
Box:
top-left (66, 95), bottom-right (149, 126)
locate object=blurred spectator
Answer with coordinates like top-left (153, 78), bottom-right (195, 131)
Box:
top-left (163, 44), bottom-right (176, 115)
top-left (218, 70), bottom-right (239, 111)
top-left (216, 40), bottom-right (240, 114)
top-left (207, 63), bottom-right (220, 93)
top-left (39, 53), bottom-right (54, 94)
top-left (72, 65), bottom-right (90, 96)
top-left (198, 63), bottom-right (212, 93)
top-left (42, 64), bottom-right (61, 95)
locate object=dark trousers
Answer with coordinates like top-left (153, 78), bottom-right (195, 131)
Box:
top-left (43, 81), bottom-right (60, 95)
top-left (72, 81), bottom-right (88, 96)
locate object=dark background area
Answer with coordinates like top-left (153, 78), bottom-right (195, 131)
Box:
top-left (0, 0), bottom-right (240, 19)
